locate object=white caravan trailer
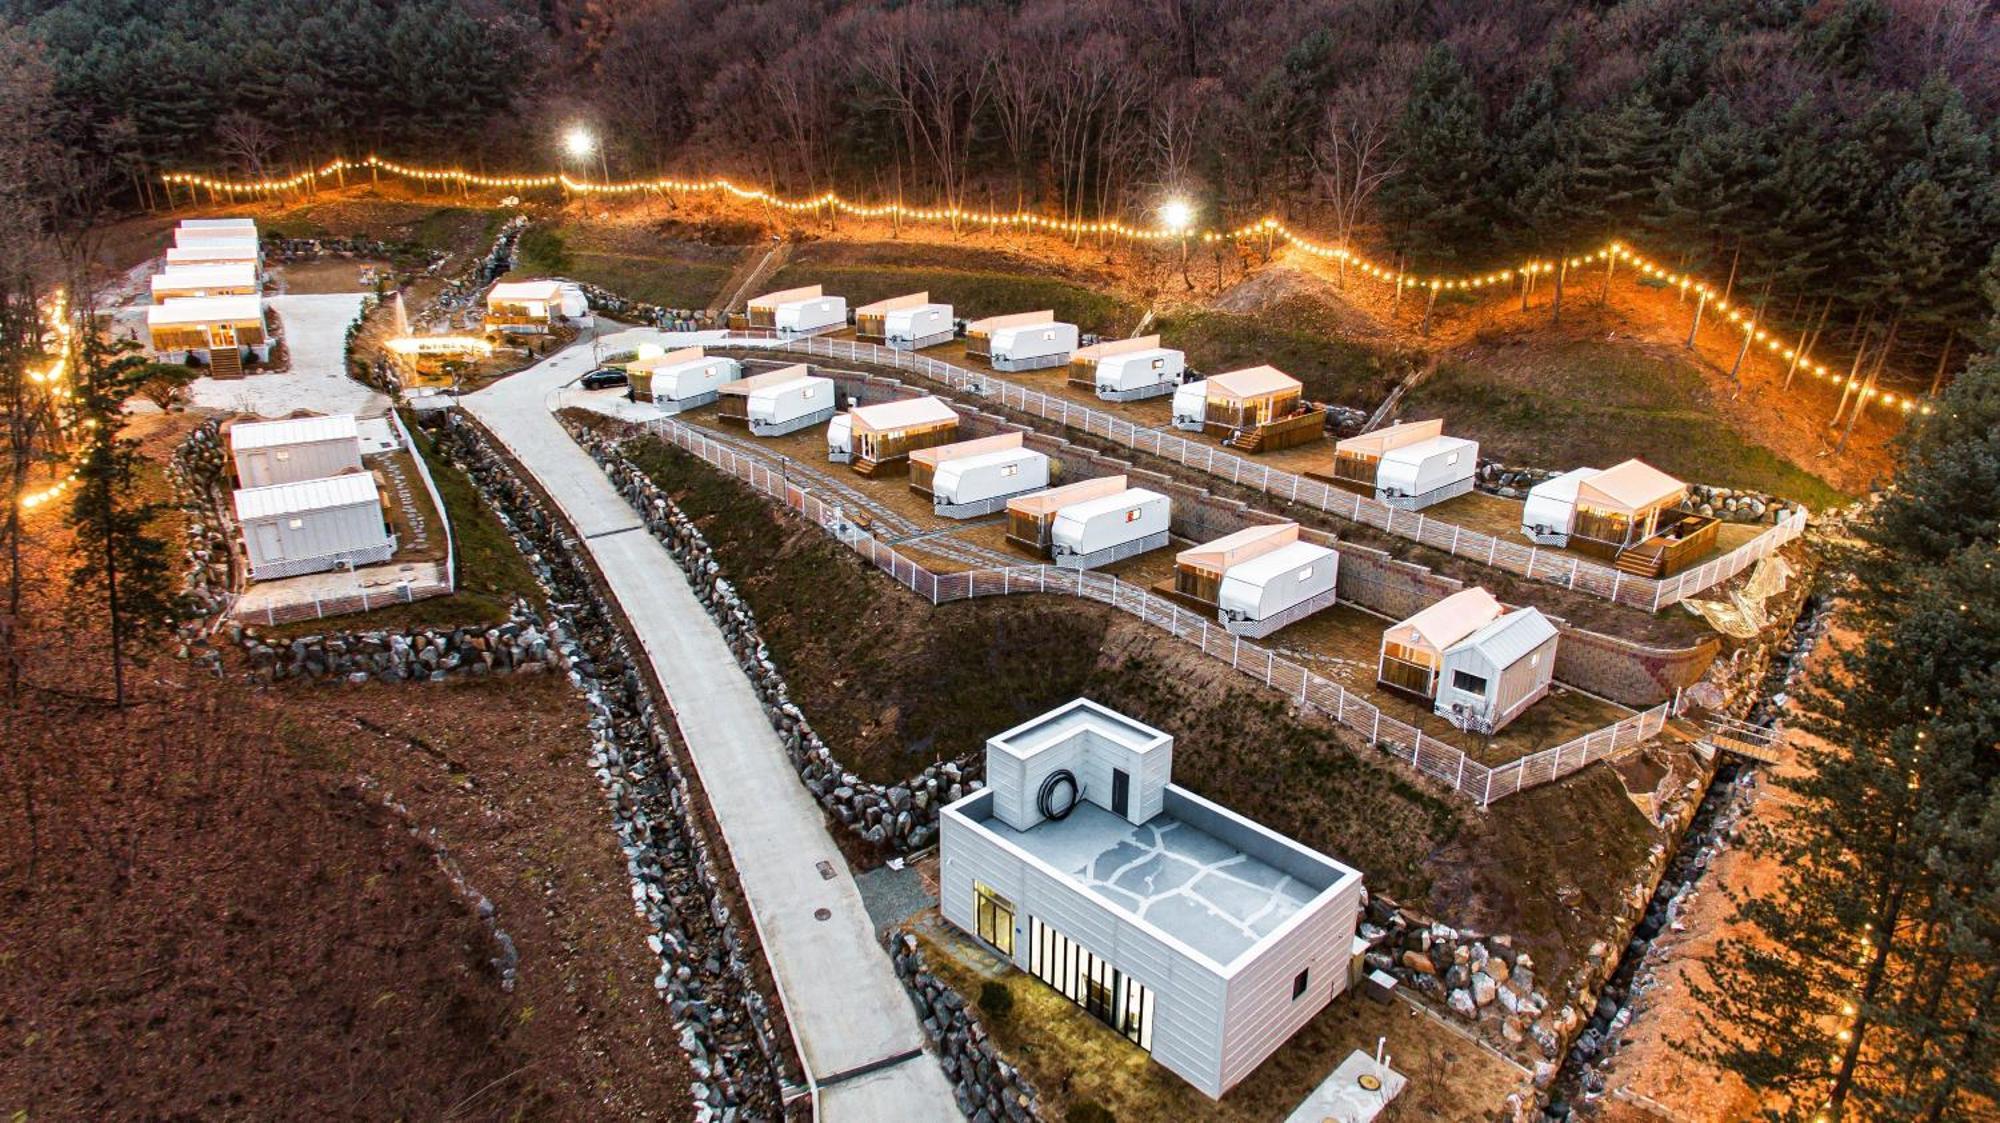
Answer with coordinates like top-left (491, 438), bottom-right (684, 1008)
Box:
top-left (826, 413), bottom-right (853, 463)
top-left (1093, 347), bottom-right (1185, 402)
top-left (1374, 435), bottom-right (1478, 510)
top-left (1521, 467), bottom-right (1602, 545)
top-left (748, 285), bottom-right (846, 337)
top-left (229, 414), bottom-right (363, 488)
top-left (1217, 540), bottom-right (1340, 639)
top-left (718, 365), bottom-right (837, 436)
top-left (969, 311), bottom-right (1078, 372)
top-left (911, 431), bottom-right (1025, 498)
top-left (630, 348), bottom-right (738, 412)
top-left (151, 262), bottom-right (260, 302)
top-left (932, 447), bottom-right (1051, 518)
top-left (233, 473), bottom-right (394, 580)
top-left (855, 292), bottom-right (955, 349)
top-left (1171, 379), bottom-right (1208, 431)
top-left (1049, 488), bottom-right (1171, 571)
top-left (1434, 607), bottom-right (1559, 735)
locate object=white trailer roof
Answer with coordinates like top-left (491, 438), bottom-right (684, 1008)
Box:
top-left (230, 414), bottom-right (359, 451)
top-left (178, 218), bottom-right (258, 230)
top-left (1380, 434), bottom-right (1477, 466)
top-left (850, 396), bottom-right (957, 433)
top-left (1444, 607), bottom-right (1558, 667)
top-left (233, 472), bottom-right (377, 520)
top-left (1054, 487), bottom-right (1166, 524)
top-left (489, 280), bottom-right (566, 303)
top-left (1219, 540), bottom-right (1336, 591)
top-left (166, 244), bottom-right (259, 265)
top-left (147, 295), bottom-right (265, 326)
top-left (933, 447), bottom-right (1043, 485)
top-left (174, 228), bottom-right (259, 249)
top-left (1097, 347), bottom-right (1182, 371)
top-left (152, 263), bottom-right (259, 294)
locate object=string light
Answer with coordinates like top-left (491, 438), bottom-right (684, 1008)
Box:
top-left (161, 157), bottom-right (1936, 414)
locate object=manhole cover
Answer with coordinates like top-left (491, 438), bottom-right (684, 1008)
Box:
top-left (813, 908), bottom-right (832, 922)
top-left (1357, 1073), bottom-right (1383, 1092)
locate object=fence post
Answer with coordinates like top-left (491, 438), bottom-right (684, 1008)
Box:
top-left (1371, 711), bottom-right (1380, 745)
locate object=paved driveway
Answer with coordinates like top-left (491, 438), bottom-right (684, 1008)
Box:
top-left (189, 292), bottom-right (386, 418)
top-left (464, 342), bottom-right (958, 1121)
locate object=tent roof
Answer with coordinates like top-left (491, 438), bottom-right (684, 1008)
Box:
top-left (1526, 467), bottom-right (1602, 504)
top-left (232, 472), bottom-right (377, 520)
top-left (229, 413), bottom-right (358, 451)
top-left (719, 364), bottom-right (815, 394)
top-left (1206, 365), bottom-right (1301, 402)
top-left (1054, 487), bottom-right (1165, 523)
top-left (748, 284), bottom-right (821, 307)
top-left (1072, 334), bottom-right (1161, 361)
top-left (1219, 540), bottom-right (1337, 590)
top-left (1176, 522), bottom-right (1298, 572)
top-left (1388, 588), bottom-right (1504, 653)
top-left (1380, 435), bottom-right (1477, 466)
top-left (1445, 607), bottom-right (1558, 667)
top-left (1577, 458), bottom-right (1685, 514)
top-left (489, 280), bottom-right (565, 303)
top-left (152, 263), bottom-right (258, 292)
top-left (1335, 418), bottom-right (1443, 457)
top-left (910, 431), bottom-right (1023, 468)
top-left (851, 395), bottom-right (958, 433)
top-left (1006, 474), bottom-right (1127, 517)
top-left (627, 346), bottom-right (708, 372)
top-left (147, 295), bottom-right (265, 326)
top-left (855, 291), bottom-right (929, 315)
top-left (967, 310), bottom-right (1053, 332)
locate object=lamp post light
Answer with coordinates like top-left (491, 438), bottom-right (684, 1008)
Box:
top-left (1159, 198), bottom-right (1195, 291)
top-left (562, 125), bottom-right (609, 186)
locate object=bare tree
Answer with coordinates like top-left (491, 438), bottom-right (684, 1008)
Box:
top-left (214, 110), bottom-right (279, 178)
top-left (1310, 74), bottom-right (1407, 271)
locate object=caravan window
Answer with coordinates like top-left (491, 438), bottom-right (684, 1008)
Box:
top-left (274, 451), bottom-right (291, 461)
top-left (1452, 670), bottom-right (1488, 694)
top-left (1296, 565), bottom-right (1315, 581)
top-left (999, 464), bottom-right (1019, 478)
top-left (1445, 452), bottom-right (1460, 466)
top-left (1124, 508), bottom-right (1142, 523)
top-left (801, 386), bottom-right (817, 399)
top-left (1150, 358), bottom-right (1164, 370)
top-left (287, 518), bottom-right (304, 530)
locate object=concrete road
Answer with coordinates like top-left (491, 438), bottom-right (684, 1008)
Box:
top-left (465, 341), bottom-right (959, 1121)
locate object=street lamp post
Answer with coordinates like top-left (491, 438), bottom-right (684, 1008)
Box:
top-left (562, 125), bottom-right (609, 186)
top-left (1159, 198), bottom-right (1195, 292)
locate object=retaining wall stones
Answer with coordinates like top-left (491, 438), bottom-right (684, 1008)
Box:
top-left (890, 933), bottom-right (1044, 1123)
top-left (572, 421), bottom-right (976, 855)
top-left (167, 417), bottom-right (236, 625)
top-left (430, 411), bottom-right (801, 1119)
top-left (232, 600), bottom-right (563, 683)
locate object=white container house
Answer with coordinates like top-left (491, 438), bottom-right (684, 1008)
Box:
top-left (146, 295), bottom-right (272, 364)
top-left (1520, 467), bottom-right (1602, 545)
top-left (1218, 540), bottom-right (1341, 639)
top-left (1433, 607), bottom-right (1560, 734)
top-left (229, 414), bottom-right (363, 488)
top-left (968, 311), bottom-right (1078, 372)
top-left (233, 473), bottom-right (395, 580)
top-left (1171, 379), bottom-right (1208, 431)
top-left (941, 699), bottom-right (1366, 1099)
top-left (932, 447), bottom-right (1052, 518)
top-left (151, 262), bottom-right (260, 302)
top-left (717, 365), bottom-right (836, 436)
top-left (1374, 435), bottom-right (1478, 510)
top-left (1377, 587), bottom-right (1505, 700)
top-left (1049, 488), bottom-right (1171, 571)
top-left (165, 243), bottom-right (261, 270)
top-left (173, 227), bottom-right (259, 251)
top-left (747, 285), bottom-right (846, 337)
top-left (826, 413), bottom-right (853, 463)
top-left (855, 292), bottom-right (954, 349)
top-left (629, 348), bottom-right (738, 412)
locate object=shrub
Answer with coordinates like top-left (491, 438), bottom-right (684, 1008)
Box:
top-left (977, 981), bottom-right (1014, 1020)
top-left (1067, 1102), bottom-right (1114, 1123)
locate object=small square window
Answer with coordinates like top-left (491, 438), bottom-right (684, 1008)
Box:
top-left (1452, 669), bottom-right (1489, 694)
top-left (1150, 358), bottom-right (1164, 370)
top-left (801, 386), bottom-right (817, 399)
top-left (1292, 969), bottom-right (1310, 1000)
top-left (1124, 508), bottom-right (1141, 523)
top-left (1297, 566), bottom-right (1315, 581)
top-left (274, 451), bottom-right (290, 461)
top-left (999, 464), bottom-right (1019, 478)
top-left (287, 518), bottom-right (304, 530)
top-left (1445, 452), bottom-right (1460, 466)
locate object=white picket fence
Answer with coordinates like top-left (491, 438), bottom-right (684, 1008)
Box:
top-left (730, 335), bottom-right (1807, 613)
top-left (636, 414), bottom-right (1682, 806)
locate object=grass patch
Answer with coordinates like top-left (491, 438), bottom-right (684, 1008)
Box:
top-left (1406, 354), bottom-right (1849, 508)
top-left (1154, 305), bottom-right (1410, 408)
top-left (566, 251), bottom-right (733, 310)
top-left (516, 227), bottom-right (573, 274)
top-left (765, 263), bottom-right (1137, 337)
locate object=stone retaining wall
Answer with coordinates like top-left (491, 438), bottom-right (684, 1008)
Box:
top-left (168, 417), bottom-right (236, 626)
top-left (574, 422), bottom-right (976, 855)
top-left (889, 933), bottom-right (1043, 1123)
top-left (231, 600), bottom-right (563, 683)
top-left (432, 412), bottom-right (802, 1119)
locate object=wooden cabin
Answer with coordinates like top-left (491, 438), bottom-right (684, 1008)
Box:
top-left (910, 432), bottom-right (1025, 496)
top-left (1168, 523), bottom-right (1299, 608)
top-left (1377, 588), bottom-right (1504, 700)
top-left (1566, 459), bottom-right (1719, 577)
top-left (147, 295), bottom-right (271, 377)
top-left (1201, 366), bottom-right (1326, 453)
top-left (1005, 474), bottom-right (1127, 555)
top-left (1330, 419), bottom-right (1443, 496)
top-left (845, 396), bottom-right (960, 476)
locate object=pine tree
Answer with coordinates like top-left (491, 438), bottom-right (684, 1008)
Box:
top-left (1378, 44), bottom-right (1493, 270)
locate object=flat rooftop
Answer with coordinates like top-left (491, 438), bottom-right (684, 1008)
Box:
top-left (977, 799), bottom-right (1316, 965)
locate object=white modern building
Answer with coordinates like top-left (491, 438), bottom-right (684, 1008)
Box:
top-left (233, 473), bottom-right (395, 580)
top-left (150, 262), bottom-right (260, 302)
top-left (941, 700), bottom-right (1366, 1099)
top-left (229, 414), bottom-right (363, 488)
top-left (1049, 488), bottom-right (1170, 570)
top-left (146, 295), bottom-right (273, 366)
top-left (165, 242), bottom-right (261, 270)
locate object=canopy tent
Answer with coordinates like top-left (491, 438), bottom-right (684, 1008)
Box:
top-left (848, 395), bottom-right (959, 435)
top-left (1572, 458), bottom-right (1688, 549)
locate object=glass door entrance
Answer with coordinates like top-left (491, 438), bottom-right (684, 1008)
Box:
top-left (974, 883), bottom-right (1014, 958)
top-left (1028, 917), bottom-right (1154, 1051)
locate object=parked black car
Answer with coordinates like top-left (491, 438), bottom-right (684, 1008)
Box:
top-left (579, 367), bottom-right (627, 390)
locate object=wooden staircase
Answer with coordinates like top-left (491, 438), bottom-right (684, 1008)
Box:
top-left (1614, 544), bottom-right (1668, 578)
top-left (206, 345), bottom-right (243, 380)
